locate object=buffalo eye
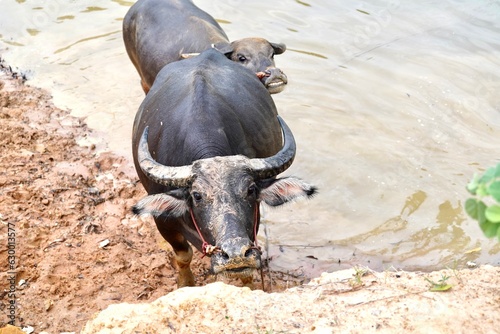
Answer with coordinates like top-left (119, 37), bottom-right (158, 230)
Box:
top-left (238, 54), bottom-right (247, 62)
top-left (247, 184), bottom-right (258, 197)
top-left (192, 192), bottom-right (202, 202)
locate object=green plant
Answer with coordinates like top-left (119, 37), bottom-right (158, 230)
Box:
top-left (425, 274), bottom-right (452, 292)
top-left (465, 163), bottom-right (500, 241)
top-left (349, 266), bottom-right (368, 288)
top-left (447, 260), bottom-right (463, 284)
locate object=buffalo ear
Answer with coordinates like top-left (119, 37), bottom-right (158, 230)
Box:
top-left (270, 42), bottom-right (286, 55)
top-left (212, 42), bottom-right (233, 57)
top-left (258, 177), bottom-right (317, 207)
top-left (132, 193), bottom-right (189, 218)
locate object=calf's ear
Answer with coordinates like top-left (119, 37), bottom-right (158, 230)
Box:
top-left (132, 193), bottom-right (189, 218)
top-left (212, 42), bottom-right (233, 57)
top-left (259, 177), bottom-right (317, 207)
top-left (270, 42), bottom-right (286, 55)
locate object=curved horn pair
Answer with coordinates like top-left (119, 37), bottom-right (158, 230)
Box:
top-left (137, 115), bottom-right (296, 187)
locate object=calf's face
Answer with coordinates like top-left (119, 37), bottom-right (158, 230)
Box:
top-left (225, 38), bottom-right (288, 94)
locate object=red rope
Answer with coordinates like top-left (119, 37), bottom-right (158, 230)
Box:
top-left (189, 208), bottom-right (214, 257)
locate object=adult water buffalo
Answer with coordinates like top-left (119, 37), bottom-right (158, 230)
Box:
top-left (123, 0), bottom-right (287, 94)
top-left (132, 49), bottom-right (315, 288)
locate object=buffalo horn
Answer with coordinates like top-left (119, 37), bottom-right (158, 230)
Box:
top-left (250, 115), bottom-right (296, 179)
top-left (137, 126), bottom-right (194, 188)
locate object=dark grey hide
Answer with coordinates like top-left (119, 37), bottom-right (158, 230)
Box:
top-left (123, 0), bottom-right (287, 94)
top-left (132, 49), bottom-right (315, 288)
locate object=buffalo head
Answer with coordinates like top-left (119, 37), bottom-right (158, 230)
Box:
top-left (133, 116), bottom-right (316, 281)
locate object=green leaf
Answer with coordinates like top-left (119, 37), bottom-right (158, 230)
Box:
top-left (485, 205), bottom-right (500, 223)
top-left (478, 201), bottom-right (487, 224)
top-left (479, 166), bottom-right (496, 184)
top-left (467, 174), bottom-right (480, 195)
top-left (494, 163), bottom-right (500, 178)
top-left (488, 181), bottom-right (500, 202)
top-left (497, 226), bottom-right (500, 241)
top-left (429, 284), bottom-right (452, 292)
top-left (479, 220), bottom-right (498, 238)
top-left (476, 183), bottom-right (490, 197)
top-left (465, 198), bottom-right (479, 219)
top-left (465, 199), bottom-right (487, 224)
top-left (465, 198), bottom-right (478, 219)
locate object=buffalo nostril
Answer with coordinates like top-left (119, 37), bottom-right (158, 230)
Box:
top-left (217, 238), bottom-right (260, 262)
top-left (244, 248), bottom-right (254, 258)
top-left (218, 246), bottom-right (256, 261)
top-left (220, 251), bottom-right (230, 261)
top-left (244, 247), bottom-right (261, 258)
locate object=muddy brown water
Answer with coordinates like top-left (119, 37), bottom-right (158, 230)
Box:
top-left (1, 0), bottom-right (499, 277)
